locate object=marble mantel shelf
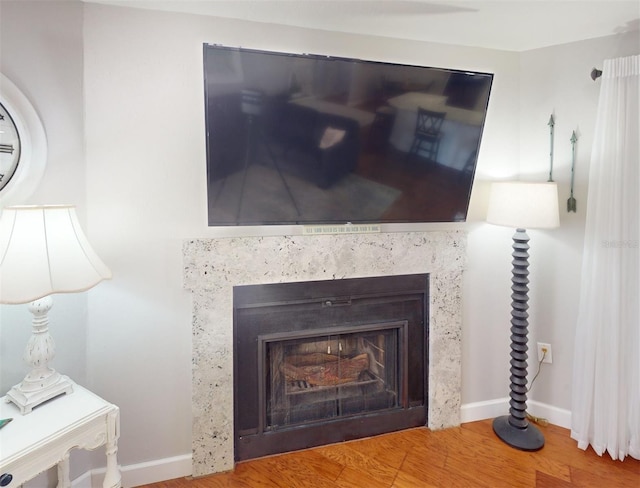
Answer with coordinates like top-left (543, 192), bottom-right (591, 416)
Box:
top-left (183, 231), bottom-right (466, 477)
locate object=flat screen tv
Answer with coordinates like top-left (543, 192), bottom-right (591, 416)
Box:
top-left (203, 44), bottom-right (493, 226)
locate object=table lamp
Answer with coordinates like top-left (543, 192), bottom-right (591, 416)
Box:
top-left (0, 205), bottom-right (112, 414)
top-left (486, 181), bottom-right (559, 450)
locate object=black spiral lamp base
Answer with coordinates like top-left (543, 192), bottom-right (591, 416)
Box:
top-left (493, 228), bottom-right (545, 451)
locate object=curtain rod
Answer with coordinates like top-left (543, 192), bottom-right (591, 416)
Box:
top-left (591, 68), bottom-right (603, 81)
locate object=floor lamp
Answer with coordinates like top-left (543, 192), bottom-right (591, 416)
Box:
top-left (0, 205), bottom-right (112, 414)
top-left (486, 181), bottom-right (559, 451)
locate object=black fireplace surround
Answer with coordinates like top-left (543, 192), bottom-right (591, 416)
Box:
top-left (233, 274), bottom-right (429, 461)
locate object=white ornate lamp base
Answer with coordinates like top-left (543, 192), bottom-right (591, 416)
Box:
top-left (5, 374), bottom-right (74, 415)
top-left (5, 296), bottom-right (74, 414)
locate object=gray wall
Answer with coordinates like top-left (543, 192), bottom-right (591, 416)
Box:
top-left (1, 1), bottom-right (638, 485)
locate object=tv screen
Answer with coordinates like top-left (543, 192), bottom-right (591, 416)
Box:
top-left (203, 44), bottom-right (493, 226)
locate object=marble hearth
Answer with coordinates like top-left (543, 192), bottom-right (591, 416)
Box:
top-left (183, 230), bottom-right (465, 477)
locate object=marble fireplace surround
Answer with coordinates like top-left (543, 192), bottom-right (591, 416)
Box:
top-left (183, 230), bottom-right (466, 477)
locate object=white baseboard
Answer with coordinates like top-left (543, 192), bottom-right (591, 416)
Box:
top-left (71, 454), bottom-right (192, 488)
top-left (120, 453), bottom-right (192, 488)
top-left (461, 397), bottom-right (572, 429)
top-left (527, 400), bottom-right (572, 429)
top-left (70, 401), bottom-right (570, 487)
top-left (70, 470), bottom-right (92, 488)
top-left (460, 397), bottom-right (510, 423)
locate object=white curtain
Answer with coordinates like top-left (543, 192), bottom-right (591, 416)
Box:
top-left (571, 54), bottom-right (639, 461)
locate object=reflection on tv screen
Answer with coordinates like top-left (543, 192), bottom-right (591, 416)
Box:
top-left (203, 44), bottom-right (493, 226)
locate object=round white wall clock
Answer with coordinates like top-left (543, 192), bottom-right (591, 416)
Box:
top-left (0, 73), bottom-right (47, 206)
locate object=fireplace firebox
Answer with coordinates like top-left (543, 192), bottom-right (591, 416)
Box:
top-left (233, 274), bottom-right (428, 461)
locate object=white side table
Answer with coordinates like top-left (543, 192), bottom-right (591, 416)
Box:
top-left (0, 384), bottom-right (121, 488)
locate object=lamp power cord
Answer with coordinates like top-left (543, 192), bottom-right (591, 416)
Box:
top-left (525, 349), bottom-right (550, 427)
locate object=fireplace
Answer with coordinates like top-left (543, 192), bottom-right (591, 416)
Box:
top-left (183, 231), bottom-right (465, 477)
top-left (233, 275), bottom-right (428, 460)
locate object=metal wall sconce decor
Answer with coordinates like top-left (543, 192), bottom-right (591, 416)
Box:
top-left (547, 113), bottom-right (579, 213)
top-left (548, 114), bottom-right (555, 182)
top-left (568, 131), bottom-right (578, 212)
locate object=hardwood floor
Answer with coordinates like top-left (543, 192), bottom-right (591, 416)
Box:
top-left (135, 420), bottom-right (639, 488)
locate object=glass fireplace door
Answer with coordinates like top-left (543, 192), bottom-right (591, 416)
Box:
top-left (263, 322), bottom-right (404, 430)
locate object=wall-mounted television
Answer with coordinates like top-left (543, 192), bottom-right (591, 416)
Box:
top-left (203, 44), bottom-right (493, 226)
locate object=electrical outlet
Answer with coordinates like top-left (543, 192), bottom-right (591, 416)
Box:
top-left (537, 342), bottom-right (553, 364)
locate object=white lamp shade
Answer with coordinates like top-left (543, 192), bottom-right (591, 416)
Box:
top-left (0, 205), bottom-right (112, 304)
top-left (487, 182), bottom-right (560, 229)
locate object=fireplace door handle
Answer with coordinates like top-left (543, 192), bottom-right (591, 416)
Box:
top-left (322, 297), bottom-right (352, 307)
